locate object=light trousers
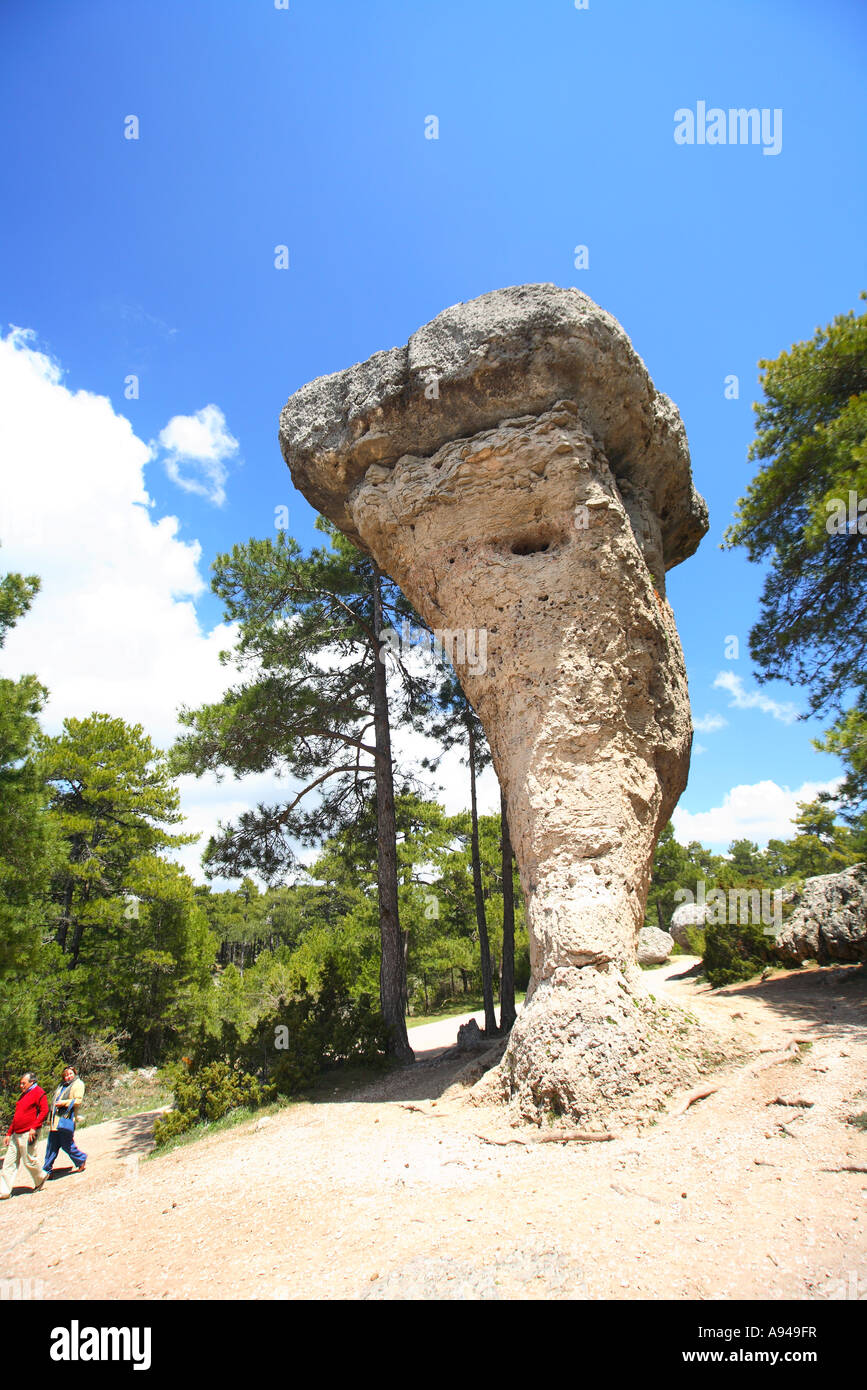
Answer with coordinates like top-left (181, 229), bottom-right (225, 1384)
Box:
top-left (0, 1132), bottom-right (46, 1197)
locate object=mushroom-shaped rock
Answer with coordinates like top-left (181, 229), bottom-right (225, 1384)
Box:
top-left (280, 284), bottom-right (709, 1126)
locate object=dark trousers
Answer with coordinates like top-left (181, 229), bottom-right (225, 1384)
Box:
top-left (43, 1128), bottom-right (87, 1172)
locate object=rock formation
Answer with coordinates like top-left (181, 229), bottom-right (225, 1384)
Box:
top-left (669, 901), bottom-right (711, 950)
top-left (280, 284), bottom-right (709, 1125)
top-left (775, 864), bottom-right (867, 965)
top-left (637, 927), bottom-right (675, 965)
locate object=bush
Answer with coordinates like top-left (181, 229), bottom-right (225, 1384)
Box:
top-left (682, 924), bottom-right (707, 956)
top-left (153, 1060), bottom-right (272, 1147)
top-left (703, 920), bottom-right (777, 988)
top-left (242, 963), bottom-right (388, 1095)
top-left (189, 961), bottom-right (388, 1098)
top-left (154, 965), bottom-right (388, 1149)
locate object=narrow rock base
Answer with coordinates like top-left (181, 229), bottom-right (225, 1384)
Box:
top-left (471, 965), bottom-right (725, 1129)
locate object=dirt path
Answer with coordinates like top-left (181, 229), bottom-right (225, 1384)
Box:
top-left (408, 1006), bottom-right (519, 1059)
top-left (2, 962), bottom-right (865, 1301)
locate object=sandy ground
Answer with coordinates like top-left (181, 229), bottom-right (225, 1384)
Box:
top-left (1, 960), bottom-right (865, 1301)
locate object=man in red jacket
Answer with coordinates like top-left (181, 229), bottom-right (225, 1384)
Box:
top-left (1, 1073), bottom-right (49, 1199)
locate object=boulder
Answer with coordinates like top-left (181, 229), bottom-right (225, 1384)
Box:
top-left (280, 284), bottom-right (709, 1126)
top-left (638, 927), bottom-right (675, 964)
top-left (456, 1018), bottom-right (487, 1051)
top-left (669, 901), bottom-right (711, 949)
top-left (775, 864), bottom-right (867, 965)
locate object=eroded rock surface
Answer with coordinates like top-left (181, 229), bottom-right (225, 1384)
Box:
top-left (776, 864), bottom-right (867, 965)
top-left (638, 927), bottom-right (675, 965)
top-left (280, 284), bottom-right (708, 1126)
top-left (669, 901), bottom-right (711, 949)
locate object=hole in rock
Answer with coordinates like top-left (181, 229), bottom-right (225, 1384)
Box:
top-left (511, 538), bottom-right (550, 556)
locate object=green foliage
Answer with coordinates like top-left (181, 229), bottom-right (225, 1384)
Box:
top-left (94, 858), bottom-right (218, 1065)
top-left (814, 708), bottom-right (867, 828)
top-left (153, 1060), bottom-right (271, 1147)
top-left (647, 806), bottom-right (863, 986)
top-left (200, 962), bottom-right (387, 1093)
top-left (767, 799), bottom-right (861, 876)
top-left (0, 566), bottom-right (55, 982)
top-left (724, 295), bottom-right (867, 718)
top-left (170, 523), bottom-right (429, 881)
top-left (0, 565), bottom-right (40, 645)
top-left (644, 824), bottom-right (726, 931)
top-left (39, 712), bottom-right (195, 968)
top-left (724, 297), bottom-right (867, 832)
top-left (682, 925), bottom-right (707, 957)
top-left (702, 919), bottom-right (777, 988)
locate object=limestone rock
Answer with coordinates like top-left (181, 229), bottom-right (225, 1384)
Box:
top-left (775, 864), bottom-right (867, 965)
top-left (638, 927), bottom-right (674, 965)
top-left (280, 284), bottom-right (708, 1126)
top-left (456, 1018), bottom-right (487, 1051)
top-left (669, 901), bottom-right (711, 949)
top-left (280, 284), bottom-right (707, 568)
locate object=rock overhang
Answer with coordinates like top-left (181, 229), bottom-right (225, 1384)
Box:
top-left (279, 283), bottom-right (708, 569)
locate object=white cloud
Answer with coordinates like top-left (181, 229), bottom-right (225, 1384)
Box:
top-left (0, 330), bottom-right (498, 888)
top-left (713, 670), bottom-right (799, 725)
top-left (672, 778), bottom-right (841, 848)
top-left (0, 328), bottom-right (238, 750)
top-left (172, 771), bottom-right (294, 883)
top-left (693, 712), bottom-right (727, 734)
top-left (692, 742), bottom-right (707, 756)
top-left (0, 327), bottom-right (272, 882)
top-left (155, 403), bottom-right (239, 506)
top-left (391, 719), bottom-right (500, 817)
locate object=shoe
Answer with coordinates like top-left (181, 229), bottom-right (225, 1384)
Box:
top-left (75, 1162), bottom-right (86, 1173)
top-left (34, 1174), bottom-right (47, 1191)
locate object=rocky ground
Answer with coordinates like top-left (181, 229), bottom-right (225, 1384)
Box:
top-left (2, 959), bottom-right (865, 1301)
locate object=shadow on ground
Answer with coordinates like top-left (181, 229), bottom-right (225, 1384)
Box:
top-left (713, 963), bottom-right (866, 1038)
top-left (305, 1038), bottom-right (509, 1107)
top-left (108, 1111), bottom-right (162, 1160)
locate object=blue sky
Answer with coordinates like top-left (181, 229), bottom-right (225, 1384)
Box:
top-left (1, 0), bottom-right (865, 870)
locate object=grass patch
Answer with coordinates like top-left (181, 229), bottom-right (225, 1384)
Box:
top-left (77, 1072), bottom-right (172, 1129)
top-left (848, 1111), bottom-right (867, 1132)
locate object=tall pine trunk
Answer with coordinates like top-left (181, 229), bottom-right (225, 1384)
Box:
top-left (468, 720), bottom-right (497, 1036)
top-left (372, 568), bottom-right (414, 1063)
top-left (56, 877), bottom-right (73, 952)
top-left (499, 787), bottom-right (517, 1032)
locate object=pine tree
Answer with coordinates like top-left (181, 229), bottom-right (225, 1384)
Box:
top-left (39, 713), bottom-right (193, 967)
top-left (423, 677), bottom-right (498, 1035)
top-left (725, 297), bottom-right (867, 834)
top-left (171, 523), bottom-right (430, 1061)
top-left (724, 296), bottom-right (867, 717)
top-left (0, 567), bottom-right (54, 980)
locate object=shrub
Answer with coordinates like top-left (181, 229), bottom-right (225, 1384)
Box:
top-left (153, 1060), bottom-right (272, 1147)
top-left (156, 964), bottom-right (389, 1147)
top-left (190, 962), bottom-right (388, 1098)
top-left (242, 963), bottom-right (388, 1095)
top-left (703, 919), bottom-right (777, 988)
top-left (683, 925), bottom-right (707, 956)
